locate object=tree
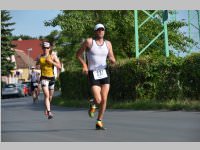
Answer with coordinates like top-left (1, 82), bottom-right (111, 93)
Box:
top-left (12, 34), bottom-right (36, 40)
top-left (43, 30), bottom-right (60, 46)
top-left (44, 10), bottom-right (195, 69)
top-left (1, 10), bottom-right (16, 76)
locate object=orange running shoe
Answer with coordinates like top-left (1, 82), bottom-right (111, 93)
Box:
top-left (88, 99), bottom-right (96, 118)
top-left (96, 120), bottom-right (106, 130)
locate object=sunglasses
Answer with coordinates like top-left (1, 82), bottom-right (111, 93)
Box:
top-left (96, 28), bottom-right (105, 31)
top-left (43, 47), bottom-right (50, 50)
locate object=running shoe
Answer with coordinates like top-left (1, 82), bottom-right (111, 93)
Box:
top-left (88, 99), bottom-right (96, 118)
top-left (96, 120), bottom-right (106, 130)
top-left (47, 111), bottom-right (53, 119)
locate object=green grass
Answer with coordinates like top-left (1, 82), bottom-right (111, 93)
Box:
top-left (52, 96), bottom-right (200, 111)
top-left (107, 100), bottom-right (200, 111)
top-left (52, 97), bottom-right (89, 108)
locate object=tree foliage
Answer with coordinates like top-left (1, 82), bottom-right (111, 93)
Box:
top-left (180, 53), bottom-right (200, 99)
top-left (44, 10), bottom-right (195, 70)
top-left (1, 10), bottom-right (16, 76)
top-left (12, 34), bottom-right (36, 40)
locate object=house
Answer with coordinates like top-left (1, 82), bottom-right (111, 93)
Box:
top-left (14, 49), bottom-right (38, 82)
top-left (1, 39), bottom-right (42, 84)
top-left (8, 39), bottom-right (43, 82)
top-left (12, 38), bottom-right (43, 61)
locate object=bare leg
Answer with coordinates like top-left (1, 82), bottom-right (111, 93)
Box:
top-left (91, 86), bottom-right (102, 105)
top-left (47, 89), bottom-right (54, 118)
top-left (32, 88), bottom-right (36, 102)
top-left (97, 84), bottom-right (110, 120)
top-left (91, 84), bottom-right (110, 121)
top-left (49, 89), bottom-right (54, 102)
top-left (37, 84), bottom-right (40, 95)
top-left (35, 88), bottom-right (39, 101)
top-left (42, 86), bottom-right (51, 112)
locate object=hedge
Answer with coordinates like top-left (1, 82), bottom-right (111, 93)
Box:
top-left (180, 53), bottom-right (200, 100)
top-left (59, 53), bottom-right (200, 102)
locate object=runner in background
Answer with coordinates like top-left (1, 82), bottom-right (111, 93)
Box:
top-left (36, 41), bottom-right (61, 119)
top-left (28, 66), bottom-right (40, 103)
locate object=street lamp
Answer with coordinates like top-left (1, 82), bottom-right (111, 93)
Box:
top-left (27, 48), bottom-right (32, 70)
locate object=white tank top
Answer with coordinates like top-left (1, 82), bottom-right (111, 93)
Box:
top-left (87, 40), bottom-right (109, 71)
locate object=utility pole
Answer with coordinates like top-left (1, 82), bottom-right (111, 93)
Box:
top-left (27, 48), bottom-right (32, 70)
top-left (197, 10), bottom-right (200, 41)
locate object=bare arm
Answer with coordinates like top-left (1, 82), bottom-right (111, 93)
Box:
top-left (107, 41), bottom-right (116, 64)
top-left (52, 55), bottom-right (61, 69)
top-left (76, 38), bottom-right (92, 75)
top-left (46, 54), bottom-right (61, 69)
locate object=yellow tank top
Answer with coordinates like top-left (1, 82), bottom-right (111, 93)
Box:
top-left (39, 55), bottom-right (54, 77)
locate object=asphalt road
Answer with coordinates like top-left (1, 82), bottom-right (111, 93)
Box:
top-left (1, 93), bottom-right (200, 142)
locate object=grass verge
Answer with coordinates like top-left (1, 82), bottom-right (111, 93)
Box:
top-left (52, 96), bottom-right (200, 111)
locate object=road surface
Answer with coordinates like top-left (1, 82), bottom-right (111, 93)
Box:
top-left (1, 93), bottom-right (200, 142)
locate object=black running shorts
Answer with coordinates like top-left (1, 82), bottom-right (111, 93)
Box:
top-left (88, 68), bottom-right (110, 86)
top-left (31, 82), bottom-right (38, 91)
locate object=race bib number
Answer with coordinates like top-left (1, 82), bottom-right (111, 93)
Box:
top-left (33, 83), bottom-right (38, 86)
top-left (93, 69), bottom-right (108, 80)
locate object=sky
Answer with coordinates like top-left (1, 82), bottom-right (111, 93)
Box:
top-left (10, 10), bottom-right (61, 37)
top-left (9, 10), bottom-right (199, 53)
top-left (10, 10), bottom-right (197, 37)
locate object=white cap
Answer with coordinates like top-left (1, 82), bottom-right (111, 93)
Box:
top-left (31, 66), bottom-right (35, 69)
top-left (42, 42), bottom-right (50, 48)
top-left (94, 23), bottom-right (105, 31)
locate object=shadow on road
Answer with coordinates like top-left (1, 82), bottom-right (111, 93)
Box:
top-left (2, 128), bottom-right (96, 134)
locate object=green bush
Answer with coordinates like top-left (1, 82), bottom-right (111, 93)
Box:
top-left (109, 60), bottom-right (137, 101)
top-left (180, 53), bottom-right (200, 100)
top-left (59, 53), bottom-right (200, 102)
top-left (109, 56), bottom-right (183, 101)
top-left (54, 79), bottom-right (61, 91)
top-left (59, 70), bottom-right (91, 101)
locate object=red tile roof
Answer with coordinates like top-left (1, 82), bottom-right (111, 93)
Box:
top-left (12, 39), bottom-right (43, 60)
top-left (14, 49), bottom-right (35, 68)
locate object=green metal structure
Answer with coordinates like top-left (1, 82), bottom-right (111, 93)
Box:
top-left (134, 10), bottom-right (169, 59)
top-left (187, 10), bottom-right (200, 41)
top-left (172, 10), bottom-right (200, 53)
top-left (187, 10), bottom-right (200, 53)
top-left (198, 11), bottom-right (200, 41)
